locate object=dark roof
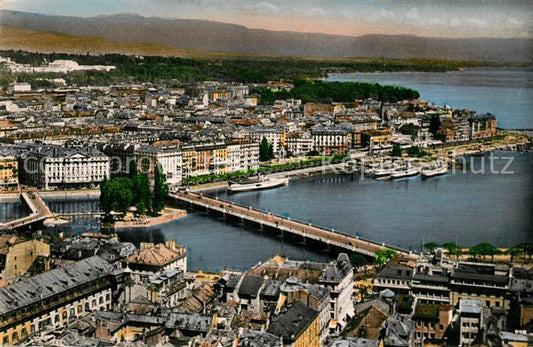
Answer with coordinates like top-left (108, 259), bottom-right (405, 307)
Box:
top-left (238, 274), bottom-right (264, 298)
top-left (0, 256), bottom-right (113, 315)
top-left (377, 264), bottom-right (413, 280)
top-left (260, 279), bottom-right (282, 300)
top-left (413, 273), bottom-right (449, 284)
top-left (452, 271), bottom-right (508, 285)
top-left (267, 302), bottom-right (318, 343)
top-left (319, 253), bottom-right (353, 283)
top-left (239, 329), bottom-right (281, 347)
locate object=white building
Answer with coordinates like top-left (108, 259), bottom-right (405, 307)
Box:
top-left (311, 127), bottom-right (348, 155)
top-left (227, 141), bottom-right (260, 172)
top-left (22, 145), bottom-right (110, 189)
top-left (318, 253), bottom-right (355, 333)
top-left (286, 133), bottom-right (314, 157)
top-left (134, 145), bottom-right (183, 187)
top-left (244, 128), bottom-right (286, 156)
top-left (7, 82), bottom-right (31, 94)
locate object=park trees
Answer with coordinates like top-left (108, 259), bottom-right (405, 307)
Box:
top-left (100, 161), bottom-right (168, 216)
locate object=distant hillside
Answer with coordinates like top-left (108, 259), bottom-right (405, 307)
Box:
top-left (1, 10), bottom-right (531, 63)
top-left (0, 24), bottom-right (253, 58)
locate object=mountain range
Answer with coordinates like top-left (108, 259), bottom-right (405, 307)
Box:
top-left (0, 10), bottom-right (531, 63)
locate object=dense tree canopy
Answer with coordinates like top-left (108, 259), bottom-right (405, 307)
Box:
top-left (100, 164), bottom-right (168, 216)
top-left (0, 49), bottom-right (462, 88)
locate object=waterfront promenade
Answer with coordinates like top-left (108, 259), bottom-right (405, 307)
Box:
top-left (170, 190), bottom-right (418, 260)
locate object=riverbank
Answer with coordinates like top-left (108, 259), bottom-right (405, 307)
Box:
top-left (0, 189), bottom-right (100, 202)
top-left (113, 208), bottom-right (187, 229)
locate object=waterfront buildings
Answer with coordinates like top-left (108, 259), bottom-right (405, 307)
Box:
top-left (0, 156), bottom-right (18, 188)
top-left (134, 144), bottom-right (183, 186)
top-left (20, 144), bottom-right (110, 189)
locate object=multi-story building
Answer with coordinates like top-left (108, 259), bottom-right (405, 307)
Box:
top-left (267, 302), bottom-right (320, 347)
top-left (412, 303), bottom-right (452, 345)
top-left (452, 114), bottom-right (471, 142)
top-left (226, 141), bottom-right (260, 172)
top-left (318, 253), bottom-right (354, 333)
top-left (0, 256), bottom-right (117, 345)
top-left (450, 263), bottom-right (509, 308)
top-left (99, 143), bottom-right (138, 176)
top-left (134, 144), bottom-right (183, 186)
top-left (182, 142), bottom-right (226, 177)
top-left (123, 240), bottom-right (187, 282)
top-left (286, 132), bottom-right (314, 156)
top-left (469, 113), bottom-right (497, 139)
top-left (244, 128), bottom-right (286, 157)
top-left (0, 156), bottom-right (18, 187)
top-left (21, 145), bottom-right (110, 189)
top-left (373, 262), bottom-right (414, 296)
top-left (281, 277), bottom-right (330, 343)
top-left (311, 127), bottom-right (348, 155)
top-left (0, 235), bottom-right (50, 280)
top-left (458, 299), bottom-right (484, 346)
top-left (147, 268), bottom-right (188, 307)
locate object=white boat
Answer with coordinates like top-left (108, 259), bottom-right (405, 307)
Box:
top-left (228, 175), bottom-right (290, 192)
top-left (422, 162), bottom-right (448, 178)
top-left (390, 163), bottom-right (421, 179)
top-left (373, 161), bottom-right (397, 178)
top-left (373, 167), bottom-right (392, 177)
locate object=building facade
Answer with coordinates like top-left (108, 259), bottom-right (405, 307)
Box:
top-left (21, 145), bottom-right (110, 189)
top-left (0, 256), bottom-right (116, 345)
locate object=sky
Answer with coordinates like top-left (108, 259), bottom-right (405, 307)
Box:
top-left (1, 0), bottom-right (532, 39)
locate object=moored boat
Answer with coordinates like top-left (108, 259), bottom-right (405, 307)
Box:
top-left (422, 162), bottom-right (448, 178)
top-left (228, 175), bottom-right (290, 192)
top-left (390, 163), bottom-right (421, 179)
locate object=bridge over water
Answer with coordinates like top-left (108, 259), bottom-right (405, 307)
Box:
top-left (169, 191), bottom-right (418, 260)
top-left (0, 191), bottom-right (53, 231)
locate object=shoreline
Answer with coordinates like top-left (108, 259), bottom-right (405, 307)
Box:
top-left (112, 208), bottom-right (187, 229)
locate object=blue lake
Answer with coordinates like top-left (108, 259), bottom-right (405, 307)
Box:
top-left (327, 68), bottom-right (533, 129)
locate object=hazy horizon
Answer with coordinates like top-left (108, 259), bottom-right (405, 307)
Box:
top-left (1, 0), bottom-right (531, 39)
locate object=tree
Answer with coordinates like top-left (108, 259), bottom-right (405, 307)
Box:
top-left (128, 158), bottom-right (137, 177)
top-left (407, 146), bottom-right (420, 157)
top-left (152, 162), bottom-right (168, 214)
top-left (391, 144), bottom-right (402, 157)
top-left (259, 137), bottom-right (274, 162)
top-left (508, 246), bottom-right (523, 263)
top-left (424, 242), bottom-right (439, 253)
top-left (132, 173), bottom-right (151, 214)
top-left (469, 242), bottom-right (498, 260)
top-left (429, 114), bottom-right (442, 135)
top-left (374, 248), bottom-right (397, 265)
top-left (350, 253), bottom-right (370, 267)
top-left (100, 176), bottom-right (134, 213)
top-left (443, 241), bottom-right (460, 258)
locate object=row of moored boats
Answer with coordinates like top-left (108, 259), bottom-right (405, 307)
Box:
top-left (226, 160), bottom-right (449, 193)
top-left (363, 160), bottom-right (449, 179)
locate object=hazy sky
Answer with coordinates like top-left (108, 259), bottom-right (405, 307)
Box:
top-left (2, 0), bottom-right (532, 38)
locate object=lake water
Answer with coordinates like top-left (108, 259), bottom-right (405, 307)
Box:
top-left (1, 152), bottom-right (530, 271)
top-left (1, 68), bottom-right (531, 270)
top-left (327, 68), bottom-right (533, 130)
